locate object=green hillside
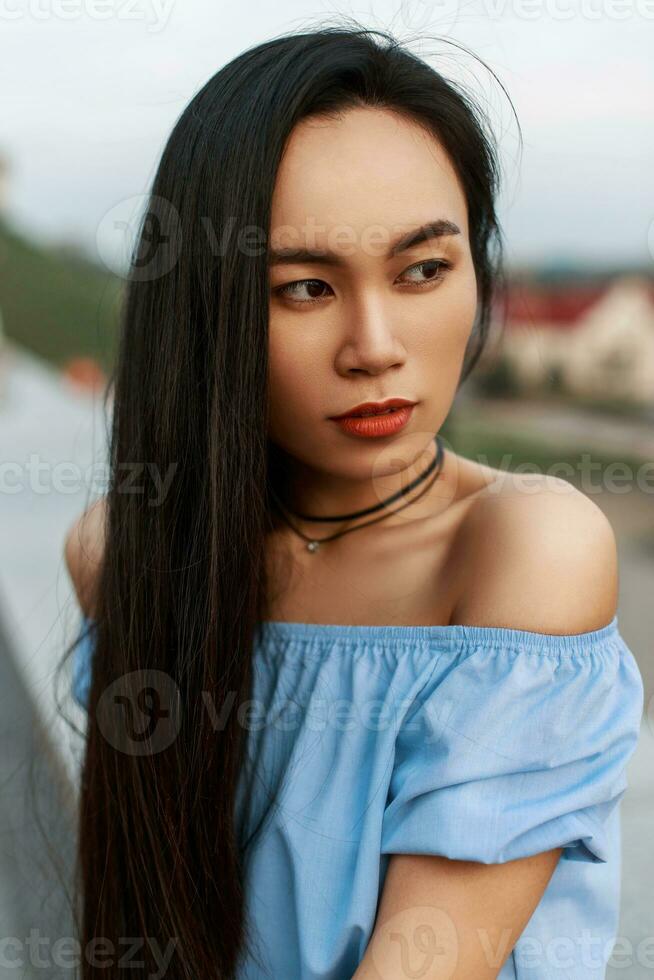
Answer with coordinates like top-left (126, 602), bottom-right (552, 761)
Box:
top-left (0, 217), bottom-right (122, 372)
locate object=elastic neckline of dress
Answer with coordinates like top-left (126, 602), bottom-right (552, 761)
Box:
top-left (256, 614), bottom-right (620, 652)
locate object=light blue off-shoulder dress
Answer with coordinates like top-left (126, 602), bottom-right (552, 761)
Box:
top-left (71, 613), bottom-right (644, 979)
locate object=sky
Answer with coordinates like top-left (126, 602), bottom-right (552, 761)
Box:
top-left (1, 0), bottom-right (653, 271)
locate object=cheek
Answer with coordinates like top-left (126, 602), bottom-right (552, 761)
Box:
top-left (448, 269), bottom-right (479, 346)
top-left (267, 324), bottom-right (325, 438)
top-left (411, 269), bottom-right (478, 360)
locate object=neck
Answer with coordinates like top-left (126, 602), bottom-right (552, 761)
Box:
top-left (269, 437), bottom-right (445, 528)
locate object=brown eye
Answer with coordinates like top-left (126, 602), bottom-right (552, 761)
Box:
top-left (274, 279), bottom-right (333, 304)
top-left (397, 259), bottom-right (451, 287)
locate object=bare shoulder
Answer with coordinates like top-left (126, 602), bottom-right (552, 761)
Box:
top-left (450, 468), bottom-right (618, 634)
top-left (64, 496), bottom-right (106, 618)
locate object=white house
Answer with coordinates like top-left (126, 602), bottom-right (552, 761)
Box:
top-left (490, 276), bottom-right (654, 407)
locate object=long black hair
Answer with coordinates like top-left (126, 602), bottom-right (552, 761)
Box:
top-left (75, 21), bottom-right (512, 979)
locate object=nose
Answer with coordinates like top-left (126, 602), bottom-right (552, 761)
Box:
top-left (334, 295), bottom-right (407, 376)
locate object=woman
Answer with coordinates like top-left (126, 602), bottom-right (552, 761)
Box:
top-left (65, 24), bottom-right (644, 980)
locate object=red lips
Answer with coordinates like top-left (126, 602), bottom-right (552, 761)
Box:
top-left (329, 397), bottom-right (416, 419)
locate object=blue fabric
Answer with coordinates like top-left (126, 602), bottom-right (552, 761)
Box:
top-left (71, 613), bottom-right (644, 979)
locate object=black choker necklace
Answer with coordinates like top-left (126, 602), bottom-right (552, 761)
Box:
top-left (269, 435), bottom-right (445, 553)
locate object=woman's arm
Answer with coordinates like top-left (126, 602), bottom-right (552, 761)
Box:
top-left (352, 848), bottom-right (563, 979)
top-left (64, 496), bottom-right (106, 618)
top-left (354, 476), bottom-right (619, 980)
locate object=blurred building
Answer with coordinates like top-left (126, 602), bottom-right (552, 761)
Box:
top-left (488, 276), bottom-right (654, 407)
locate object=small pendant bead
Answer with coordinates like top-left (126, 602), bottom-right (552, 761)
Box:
top-left (307, 540), bottom-right (320, 553)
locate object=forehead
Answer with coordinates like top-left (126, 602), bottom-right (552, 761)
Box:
top-left (270, 107), bottom-right (469, 245)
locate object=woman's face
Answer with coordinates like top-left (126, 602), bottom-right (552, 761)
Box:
top-left (267, 106), bottom-right (478, 496)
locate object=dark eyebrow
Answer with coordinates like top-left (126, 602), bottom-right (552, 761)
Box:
top-left (268, 219), bottom-right (461, 267)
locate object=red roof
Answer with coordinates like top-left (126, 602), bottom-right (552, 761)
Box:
top-left (494, 278), bottom-right (654, 331)
top-left (494, 284), bottom-right (606, 330)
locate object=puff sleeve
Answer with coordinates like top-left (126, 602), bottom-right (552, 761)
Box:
top-left (381, 616), bottom-right (644, 865)
top-left (72, 614), bottom-right (95, 711)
